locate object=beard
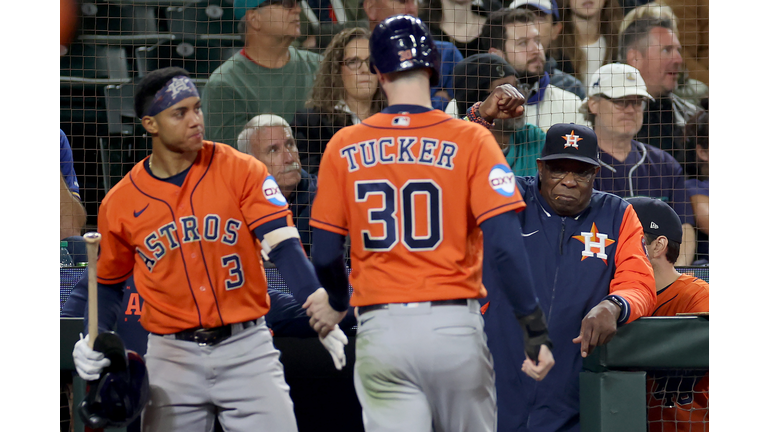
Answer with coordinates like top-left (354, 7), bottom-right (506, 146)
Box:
top-left (494, 115), bottom-right (527, 135)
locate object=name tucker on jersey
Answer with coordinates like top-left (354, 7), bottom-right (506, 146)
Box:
top-left (340, 137), bottom-right (458, 171)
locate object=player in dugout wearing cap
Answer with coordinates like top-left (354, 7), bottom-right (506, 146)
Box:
top-left (71, 67), bottom-right (346, 432)
top-left (466, 84), bottom-right (657, 432)
top-left (626, 197), bottom-right (709, 432)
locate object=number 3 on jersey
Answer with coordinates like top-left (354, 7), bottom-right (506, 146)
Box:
top-left (355, 180), bottom-right (442, 251)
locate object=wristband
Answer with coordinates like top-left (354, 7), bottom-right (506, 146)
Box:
top-left (466, 102), bottom-right (494, 129)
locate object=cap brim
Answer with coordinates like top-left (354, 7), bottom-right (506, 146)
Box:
top-left (600, 88), bottom-right (656, 102)
top-left (538, 154), bottom-right (600, 166)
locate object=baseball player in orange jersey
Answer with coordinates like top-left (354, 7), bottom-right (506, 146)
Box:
top-left (302, 15), bottom-right (555, 432)
top-left (626, 197), bottom-right (709, 432)
top-left (70, 67), bottom-right (345, 432)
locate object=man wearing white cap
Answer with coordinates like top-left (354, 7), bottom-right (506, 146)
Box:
top-left (582, 62), bottom-right (696, 265)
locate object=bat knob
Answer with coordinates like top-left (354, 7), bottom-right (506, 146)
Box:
top-left (83, 232), bottom-right (102, 243)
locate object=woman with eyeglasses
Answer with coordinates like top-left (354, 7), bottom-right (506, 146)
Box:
top-left (291, 27), bottom-right (386, 176)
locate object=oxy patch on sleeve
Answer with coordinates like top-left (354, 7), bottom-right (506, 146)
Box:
top-left (488, 164), bottom-right (516, 197)
top-left (263, 175), bottom-right (287, 206)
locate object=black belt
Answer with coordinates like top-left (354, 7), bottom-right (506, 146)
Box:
top-left (358, 299), bottom-right (469, 315)
top-left (158, 319), bottom-right (260, 346)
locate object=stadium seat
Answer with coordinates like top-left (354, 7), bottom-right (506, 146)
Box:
top-left (135, 39), bottom-right (241, 80)
top-left (163, 0), bottom-right (239, 38)
top-left (78, 2), bottom-right (173, 45)
top-left (60, 43), bottom-right (131, 87)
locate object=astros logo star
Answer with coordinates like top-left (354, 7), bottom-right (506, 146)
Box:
top-left (573, 223), bottom-right (615, 264)
top-left (562, 130), bottom-right (583, 149)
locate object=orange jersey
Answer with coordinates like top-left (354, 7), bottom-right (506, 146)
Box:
top-left (310, 109), bottom-right (525, 306)
top-left (652, 273), bottom-right (709, 316)
top-left (647, 273), bottom-right (710, 432)
top-left (97, 141), bottom-right (292, 334)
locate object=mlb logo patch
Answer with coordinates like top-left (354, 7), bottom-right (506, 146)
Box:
top-left (392, 116), bottom-right (411, 126)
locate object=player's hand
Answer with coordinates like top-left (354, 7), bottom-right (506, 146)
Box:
top-left (478, 84), bottom-right (525, 121)
top-left (319, 325), bottom-right (348, 370)
top-left (572, 300), bottom-right (621, 358)
top-left (303, 288), bottom-right (347, 338)
top-left (521, 344), bottom-right (554, 381)
top-left (73, 333), bottom-right (111, 381)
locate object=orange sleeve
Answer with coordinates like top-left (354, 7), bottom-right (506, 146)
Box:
top-left (238, 154), bottom-right (293, 230)
top-left (310, 133), bottom-right (349, 236)
top-left (96, 194), bottom-right (135, 285)
top-left (469, 129), bottom-right (526, 225)
top-left (609, 205), bottom-right (656, 323)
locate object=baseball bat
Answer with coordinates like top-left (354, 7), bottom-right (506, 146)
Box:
top-left (83, 232), bottom-right (102, 349)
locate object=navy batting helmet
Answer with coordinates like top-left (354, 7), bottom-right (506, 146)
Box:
top-left (78, 332), bottom-right (150, 429)
top-left (369, 15), bottom-right (441, 87)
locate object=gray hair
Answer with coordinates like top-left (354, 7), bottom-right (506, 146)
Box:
top-left (236, 114), bottom-right (292, 154)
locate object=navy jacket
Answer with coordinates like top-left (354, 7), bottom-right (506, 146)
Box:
top-left (483, 176), bottom-right (655, 432)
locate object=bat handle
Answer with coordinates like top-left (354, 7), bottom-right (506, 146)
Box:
top-left (83, 232), bottom-right (102, 349)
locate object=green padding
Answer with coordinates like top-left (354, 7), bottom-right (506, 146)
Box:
top-left (61, 317), bottom-right (84, 370)
top-left (580, 371), bottom-right (647, 432)
top-left (583, 316), bottom-right (708, 371)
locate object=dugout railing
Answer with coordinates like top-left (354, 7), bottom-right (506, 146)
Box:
top-left (60, 265), bottom-right (708, 432)
top-left (580, 316), bottom-right (709, 431)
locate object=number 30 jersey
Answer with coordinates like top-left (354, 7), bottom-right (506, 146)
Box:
top-left (310, 108), bottom-right (526, 307)
top-left (96, 142), bottom-right (292, 334)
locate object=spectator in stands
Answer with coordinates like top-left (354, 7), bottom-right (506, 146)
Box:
top-left (619, 2), bottom-right (707, 106)
top-left (659, 0), bottom-right (707, 86)
top-left (508, 0), bottom-right (586, 99)
top-left (625, 196), bottom-right (709, 431)
top-left (467, 8), bottom-right (586, 131)
top-left (453, 53), bottom-right (546, 176)
top-left (298, 0), bottom-right (367, 51)
top-left (581, 62), bottom-right (695, 265)
top-left (550, 0), bottom-right (623, 86)
top-left (683, 110), bottom-right (708, 264)
top-left (291, 27), bottom-right (385, 176)
top-left (420, 0), bottom-right (500, 60)
top-left (619, 17), bottom-right (700, 170)
top-left (201, 0), bottom-right (322, 146)
top-left (364, 0), bottom-right (464, 110)
top-left (237, 114), bottom-right (316, 254)
top-left (60, 130), bottom-right (87, 264)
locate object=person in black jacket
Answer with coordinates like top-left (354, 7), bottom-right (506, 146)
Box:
top-left (291, 27), bottom-right (386, 176)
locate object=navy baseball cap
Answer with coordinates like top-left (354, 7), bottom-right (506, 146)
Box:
top-left (509, 0), bottom-right (560, 21)
top-left (453, 53), bottom-right (518, 117)
top-left (626, 197), bottom-right (683, 244)
top-left (539, 123), bottom-right (599, 166)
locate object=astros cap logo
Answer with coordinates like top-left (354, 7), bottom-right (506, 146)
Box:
top-left (562, 130), bottom-right (583, 149)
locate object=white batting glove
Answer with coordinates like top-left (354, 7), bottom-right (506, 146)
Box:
top-left (73, 333), bottom-right (111, 381)
top-left (319, 325), bottom-right (348, 370)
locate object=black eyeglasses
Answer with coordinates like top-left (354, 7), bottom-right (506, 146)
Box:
top-left (261, 0), bottom-right (298, 9)
top-left (341, 56), bottom-right (371, 71)
top-left (600, 95), bottom-right (647, 111)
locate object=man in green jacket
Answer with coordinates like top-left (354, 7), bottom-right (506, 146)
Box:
top-left (202, 0), bottom-right (322, 147)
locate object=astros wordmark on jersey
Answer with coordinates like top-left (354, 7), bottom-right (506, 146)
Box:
top-left (97, 142), bottom-right (293, 334)
top-left (310, 109), bottom-right (526, 307)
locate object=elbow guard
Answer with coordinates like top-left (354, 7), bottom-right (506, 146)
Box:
top-left (517, 307), bottom-right (553, 362)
